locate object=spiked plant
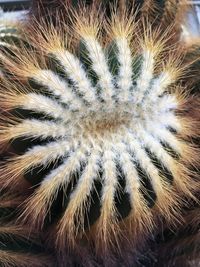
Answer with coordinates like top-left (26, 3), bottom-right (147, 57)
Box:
top-left (0, 191), bottom-right (57, 267)
top-left (0, 8), bottom-right (23, 51)
top-left (0, 1), bottom-right (199, 266)
top-left (30, 0), bottom-right (188, 38)
top-left (143, 193), bottom-right (200, 267)
top-left (155, 208), bottom-right (200, 267)
top-left (141, 43), bottom-right (200, 267)
top-left (157, 43), bottom-right (200, 267)
top-left (0, 8), bottom-right (25, 79)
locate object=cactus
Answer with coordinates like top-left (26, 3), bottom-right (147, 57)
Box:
top-left (141, 193), bottom-right (200, 267)
top-left (0, 191), bottom-right (57, 267)
top-left (0, 8), bottom-right (27, 80)
top-left (0, 1), bottom-right (199, 266)
top-left (30, 0), bottom-right (188, 32)
top-left (0, 8), bottom-right (25, 51)
top-left (156, 208), bottom-right (200, 267)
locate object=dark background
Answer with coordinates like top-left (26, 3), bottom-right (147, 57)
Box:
top-left (0, 0), bottom-right (30, 11)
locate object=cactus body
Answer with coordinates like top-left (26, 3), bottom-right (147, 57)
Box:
top-left (0, 1), bottom-right (199, 266)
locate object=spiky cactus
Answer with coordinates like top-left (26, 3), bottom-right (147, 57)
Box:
top-left (0, 1), bottom-right (199, 266)
top-left (0, 7), bottom-right (26, 50)
top-left (0, 8), bottom-right (21, 78)
top-left (0, 191), bottom-right (57, 267)
top-left (30, 0), bottom-right (188, 35)
top-left (155, 208), bottom-right (200, 267)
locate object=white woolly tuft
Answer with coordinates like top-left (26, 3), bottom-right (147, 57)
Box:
top-left (51, 50), bottom-right (97, 104)
top-left (20, 93), bottom-right (72, 121)
top-left (116, 37), bottom-right (133, 102)
top-left (82, 36), bottom-right (115, 102)
top-left (33, 70), bottom-right (84, 110)
top-left (135, 49), bottom-right (155, 103)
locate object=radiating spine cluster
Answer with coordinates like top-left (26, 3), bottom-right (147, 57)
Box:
top-left (0, 1), bottom-right (199, 266)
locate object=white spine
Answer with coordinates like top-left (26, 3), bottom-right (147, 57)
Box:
top-left (136, 49), bottom-right (154, 103)
top-left (114, 142), bottom-right (141, 207)
top-left (25, 147), bottom-right (88, 224)
top-left (135, 127), bottom-right (177, 173)
top-left (33, 70), bottom-right (83, 110)
top-left (83, 36), bottom-right (115, 102)
top-left (62, 149), bottom-right (101, 231)
top-left (124, 132), bottom-right (163, 194)
top-left (145, 122), bottom-right (182, 154)
top-left (99, 143), bottom-right (118, 228)
top-left (155, 95), bottom-right (178, 112)
top-left (116, 37), bottom-right (133, 102)
top-left (23, 140), bottom-right (78, 167)
top-left (42, 146), bottom-right (87, 184)
top-left (53, 50), bottom-right (97, 104)
top-left (155, 113), bottom-right (182, 132)
top-left (143, 71), bottom-right (175, 103)
top-left (22, 93), bottom-right (72, 121)
top-left (1, 119), bottom-right (69, 140)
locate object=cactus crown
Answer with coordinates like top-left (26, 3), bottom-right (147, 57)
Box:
top-left (0, 2), bottom-right (199, 265)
